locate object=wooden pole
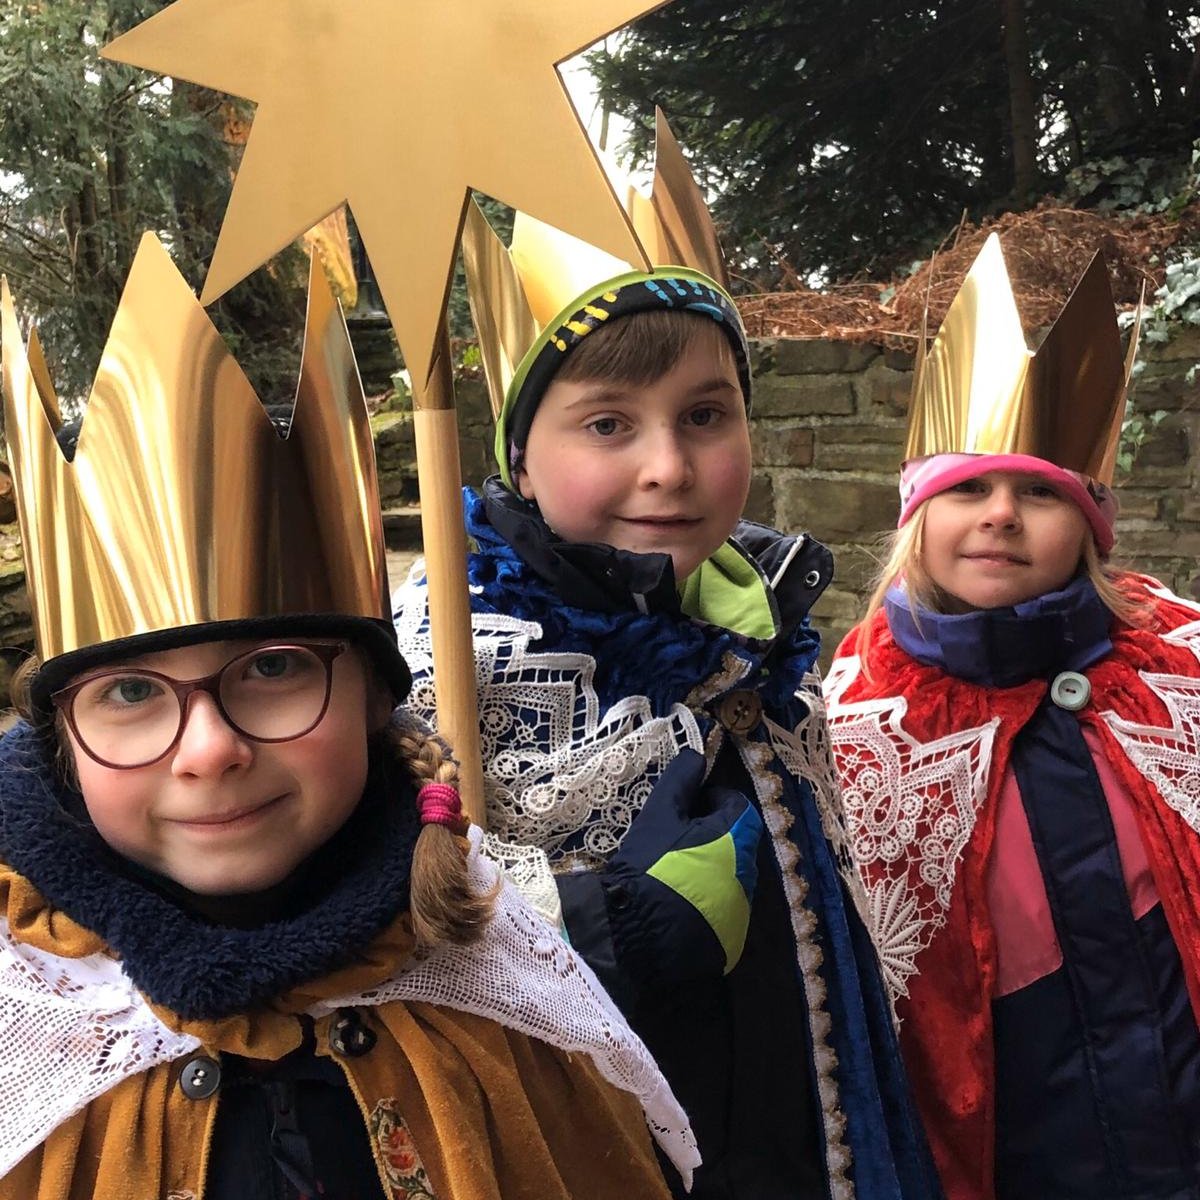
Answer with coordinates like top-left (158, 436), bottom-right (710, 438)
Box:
top-left (410, 319), bottom-right (486, 826)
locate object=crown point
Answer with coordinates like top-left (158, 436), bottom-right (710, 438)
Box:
top-left (463, 111), bottom-right (732, 424)
top-left (3, 233), bottom-right (387, 663)
top-left (904, 235), bottom-right (1132, 484)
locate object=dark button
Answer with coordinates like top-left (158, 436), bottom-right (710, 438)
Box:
top-left (804, 569), bottom-right (822, 588)
top-left (716, 689), bottom-right (763, 735)
top-left (607, 880), bottom-right (634, 913)
top-left (330, 1010), bottom-right (378, 1058)
top-left (179, 1054), bottom-right (221, 1100)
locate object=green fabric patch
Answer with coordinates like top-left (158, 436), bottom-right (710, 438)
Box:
top-left (647, 835), bottom-right (752, 974)
top-left (679, 541), bottom-right (777, 640)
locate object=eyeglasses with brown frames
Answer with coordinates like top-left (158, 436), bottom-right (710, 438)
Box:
top-left (52, 642), bottom-right (348, 769)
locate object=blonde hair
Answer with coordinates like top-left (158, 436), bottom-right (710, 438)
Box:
top-left (860, 499), bottom-right (1152, 674)
top-left (10, 654), bottom-right (494, 950)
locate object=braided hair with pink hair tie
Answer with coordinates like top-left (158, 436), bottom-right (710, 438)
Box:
top-left (416, 782), bottom-right (469, 835)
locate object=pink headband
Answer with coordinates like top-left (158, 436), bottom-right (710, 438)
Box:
top-left (416, 782), bottom-right (469, 834)
top-left (898, 453), bottom-right (1117, 555)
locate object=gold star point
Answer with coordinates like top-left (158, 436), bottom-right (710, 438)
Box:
top-left (103, 0), bottom-right (671, 381)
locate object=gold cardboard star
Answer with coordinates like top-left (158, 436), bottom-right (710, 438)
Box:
top-left (103, 0), bottom-right (667, 382)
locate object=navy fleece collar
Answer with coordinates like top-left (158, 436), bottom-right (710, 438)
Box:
top-left (0, 723), bottom-right (420, 1020)
top-left (885, 576), bottom-right (1114, 687)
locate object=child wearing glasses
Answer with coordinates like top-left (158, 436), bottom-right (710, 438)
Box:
top-left (0, 236), bottom-right (693, 1200)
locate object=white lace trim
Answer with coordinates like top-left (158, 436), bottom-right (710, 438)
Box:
top-left (763, 669), bottom-right (872, 931)
top-left (1102, 605), bottom-right (1200, 836)
top-left (0, 925), bottom-right (201, 1176)
top-left (0, 832), bottom-right (698, 1186)
top-left (477, 831), bottom-right (562, 928)
top-left (824, 655), bottom-right (998, 1007)
top-left (317, 828), bottom-right (700, 1185)
top-left (394, 567), bottom-right (704, 874)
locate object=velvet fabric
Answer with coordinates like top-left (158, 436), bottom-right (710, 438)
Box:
top-left (0, 865), bottom-right (670, 1200)
top-left (0, 730), bottom-right (674, 1199)
top-left (829, 576), bottom-right (1200, 1200)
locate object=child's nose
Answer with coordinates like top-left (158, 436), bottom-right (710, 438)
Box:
top-left (980, 487), bottom-right (1021, 529)
top-left (639, 430), bottom-right (694, 490)
top-left (170, 692), bottom-right (253, 779)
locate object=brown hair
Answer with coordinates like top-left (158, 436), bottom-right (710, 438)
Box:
top-left (10, 653), bottom-right (495, 949)
top-left (385, 720), bottom-right (496, 948)
top-left (554, 307), bottom-right (736, 389)
top-left (10, 654), bottom-right (77, 785)
top-left (858, 501), bottom-right (1152, 675)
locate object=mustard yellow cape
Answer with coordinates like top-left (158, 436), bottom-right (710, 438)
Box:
top-left (0, 866), bottom-right (673, 1200)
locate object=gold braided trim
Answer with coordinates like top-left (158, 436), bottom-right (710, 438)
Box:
top-left (701, 724), bottom-right (725, 775)
top-left (740, 735), bottom-right (854, 1199)
top-left (684, 651), bottom-right (751, 710)
top-left (689, 651), bottom-right (852, 1190)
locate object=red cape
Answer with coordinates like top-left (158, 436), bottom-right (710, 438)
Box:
top-left (826, 578), bottom-right (1200, 1200)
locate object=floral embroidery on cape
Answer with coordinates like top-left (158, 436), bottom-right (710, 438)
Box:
top-left (824, 655), bottom-right (998, 1004)
top-left (369, 1100), bottom-right (436, 1199)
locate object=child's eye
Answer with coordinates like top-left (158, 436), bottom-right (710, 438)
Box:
top-left (109, 677), bottom-right (158, 706)
top-left (585, 416), bottom-right (623, 437)
top-left (85, 675), bottom-right (165, 710)
top-left (243, 649), bottom-right (321, 683)
top-left (686, 406), bottom-right (723, 428)
top-left (1024, 483), bottom-right (1060, 499)
top-left (248, 651), bottom-right (292, 679)
top-left (948, 479), bottom-right (986, 495)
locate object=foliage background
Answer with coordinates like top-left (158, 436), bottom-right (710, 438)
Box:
top-left (0, 0), bottom-right (305, 404)
top-left (590, 0), bottom-right (1199, 288)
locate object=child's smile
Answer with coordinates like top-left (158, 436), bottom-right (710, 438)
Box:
top-left (162, 789), bottom-right (290, 832)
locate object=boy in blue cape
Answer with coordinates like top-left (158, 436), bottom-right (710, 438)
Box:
top-left (393, 116), bottom-right (938, 1200)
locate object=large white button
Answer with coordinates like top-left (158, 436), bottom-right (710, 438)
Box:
top-left (1050, 671), bottom-right (1091, 712)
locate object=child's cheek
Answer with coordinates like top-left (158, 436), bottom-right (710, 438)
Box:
top-left (712, 435), bottom-right (752, 494)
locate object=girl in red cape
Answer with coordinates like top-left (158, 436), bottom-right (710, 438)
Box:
top-left (824, 239), bottom-right (1200, 1200)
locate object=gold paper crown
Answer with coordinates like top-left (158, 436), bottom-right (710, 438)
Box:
top-left (1, 232), bottom-right (389, 664)
top-left (905, 233), bottom-right (1140, 484)
top-left (462, 107), bottom-right (729, 420)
